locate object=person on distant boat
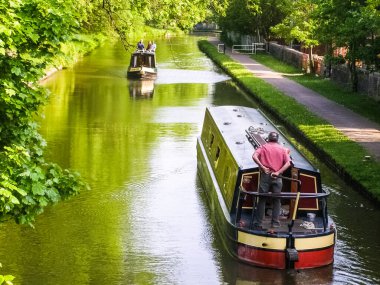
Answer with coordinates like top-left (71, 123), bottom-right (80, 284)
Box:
top-left (252, 131), bottom-right (291, 230)
top-left (137, 40), bottom-right (145, 51)
top-left (150, 41), bottom-right (156, 52)
top-left (146, 41), bottom-right (152, 51)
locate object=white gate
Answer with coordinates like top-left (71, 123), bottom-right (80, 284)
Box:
top-left (232, 43), bottom-right (265, 54)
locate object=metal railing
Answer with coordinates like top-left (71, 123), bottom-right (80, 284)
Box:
top-left (232, 43), bottom-right (266, 54)
top-left (235, 185), bottom-right (330, 232)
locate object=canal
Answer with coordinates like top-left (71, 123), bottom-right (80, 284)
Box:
top-left (0, 35), bottom-right (379, 285)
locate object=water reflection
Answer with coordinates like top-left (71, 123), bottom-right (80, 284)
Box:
top-left (128, 79), bottom-right (155, 98)
top-left (156, 69), bottom-right (229, 84)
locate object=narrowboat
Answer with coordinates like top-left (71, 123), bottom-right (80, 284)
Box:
top-left (196, 106), bottom-right (336, 270)
top-left (127, 50), bottom-right (157, 79)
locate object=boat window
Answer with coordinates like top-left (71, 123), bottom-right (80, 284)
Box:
top-left (215, 147), bottom-right (220, 160)
top-left (214, 146), bottom-right (221, 168)
top-left (143, 55), bottom-right (148, 66)
top-left (209, 133), bottom-right (214, 149)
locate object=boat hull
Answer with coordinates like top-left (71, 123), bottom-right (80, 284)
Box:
top-left (237, 230), bottom-right (335, 269)
top-left (127, 67), bottom-right (157, 79)
top-left (196, 138), bottom-right (238, 257)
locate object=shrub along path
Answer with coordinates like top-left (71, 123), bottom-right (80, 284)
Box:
top-left (209, 38), bottom-right (380, 162)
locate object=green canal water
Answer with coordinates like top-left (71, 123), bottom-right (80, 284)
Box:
top-left (0, 35), bottom-right (379, 285)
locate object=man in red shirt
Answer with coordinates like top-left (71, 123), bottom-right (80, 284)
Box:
top-left (252, 131), bottom-right (291, 229)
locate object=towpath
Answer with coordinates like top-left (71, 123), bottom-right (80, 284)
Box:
top-left (209, 38), bottom-right (380, 161)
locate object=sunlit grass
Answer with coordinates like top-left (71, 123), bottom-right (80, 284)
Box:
top-left (251, 53), bottom-right (301, 74)
top-left (198, 40), bottom-right (380, 202)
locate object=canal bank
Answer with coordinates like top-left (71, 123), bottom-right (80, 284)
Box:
top-left (198, 40), bottom-right (380, 204)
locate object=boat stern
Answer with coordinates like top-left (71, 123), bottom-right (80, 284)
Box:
top-left (236, 227), bottom-right (336, 269)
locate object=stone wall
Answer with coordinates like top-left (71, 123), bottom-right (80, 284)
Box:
top-left (365, 71), bottom-right (380, 100)
top-left (268, 42), bottom-right (380, 101)
top-left (330, 65), bottom-right (380, 101)
top-left (268, 42), bottom-right (309, 72)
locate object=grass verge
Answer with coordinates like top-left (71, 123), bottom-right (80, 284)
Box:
top-left (198, 40), bottom-right (380, 204)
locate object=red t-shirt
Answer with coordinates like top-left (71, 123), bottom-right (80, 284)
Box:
top-left (255, 142), bottom-right (290, 172)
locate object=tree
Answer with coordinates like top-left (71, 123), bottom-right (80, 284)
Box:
top-left (315, 0), bottom-right (380, 91)
top-left (271, 0), bottom-right (319, 72)
top-left (100, 0), bottom-right (211, 50)
top-left (218, 0), bottom-right (288, 43)
top-left (0, 0), bottom-right (89, 225)
top-left (219, 0), bottom-right (260, 36)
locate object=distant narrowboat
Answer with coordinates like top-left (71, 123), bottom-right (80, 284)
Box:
top-left (127, 50), bottom-right (157, 79)
top-left (196, 106), bottom-right (336, 269)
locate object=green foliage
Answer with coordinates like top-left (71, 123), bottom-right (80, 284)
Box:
top-left (219, 0), bottom-right (287, 39)
top-left (49, 33), bottom-right (107, 69)
top-left (0, 144), bottom-right (87, 224)
top-left (0, 263), bottom-right (14, 285)
top-left (102, 0), bottom-right (210, 50)
top-left (271, 0), bottom-right (319, 48)
top-left (314, 0), bottom-right (380, 89)
top-left (0, 274), bottom-right (14, 285)
top-left (199, 40), bottom-right (380, 202)
top-left (323, 54), bottom-right (346, 66)
top-left (0, 0), bottom-right (90, 225)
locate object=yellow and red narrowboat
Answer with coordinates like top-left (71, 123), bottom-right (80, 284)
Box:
top-left (196, 106), bottom-right (336, 269)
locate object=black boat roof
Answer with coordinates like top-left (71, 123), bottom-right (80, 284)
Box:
top-left (132, 50), bottom-right (155, 55)
top-left (207, 106), bottom-right (318, 172)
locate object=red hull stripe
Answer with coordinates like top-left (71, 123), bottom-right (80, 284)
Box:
top-left (295, 246), bottom-right (335, 269)
top-left (238, 244), bottom-right (334, 269)
top-left (238, 244), bottom-right (286, 269)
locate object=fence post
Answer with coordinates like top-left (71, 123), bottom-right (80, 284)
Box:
top-left (217, 44), bottom-right (225, 54)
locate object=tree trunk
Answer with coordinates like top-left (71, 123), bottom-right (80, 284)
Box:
top-left (324, 43), bottom-right (333, 78)
top-left (309, 46), bottom-right (315, 74)
top-left (349, 60), bottom-right (358, 92)
top-left (348, 43), bottom-right (358, 92)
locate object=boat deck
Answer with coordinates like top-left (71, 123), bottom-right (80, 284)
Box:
top-left (237, 210), bottom-right (327, 235)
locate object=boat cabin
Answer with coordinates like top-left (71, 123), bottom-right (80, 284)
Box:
top-left (127, 51), bottom-right (157, 79)
top-left (129, 51), bottom-right (156, 69)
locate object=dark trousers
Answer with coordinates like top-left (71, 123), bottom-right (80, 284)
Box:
top-left (255, 172), bottom-right (282, 226)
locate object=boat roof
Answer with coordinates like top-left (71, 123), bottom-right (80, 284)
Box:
top-left (132, 50), bottom-right (155, 55)
top-left (207, 106), bottom-right (318, 172)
